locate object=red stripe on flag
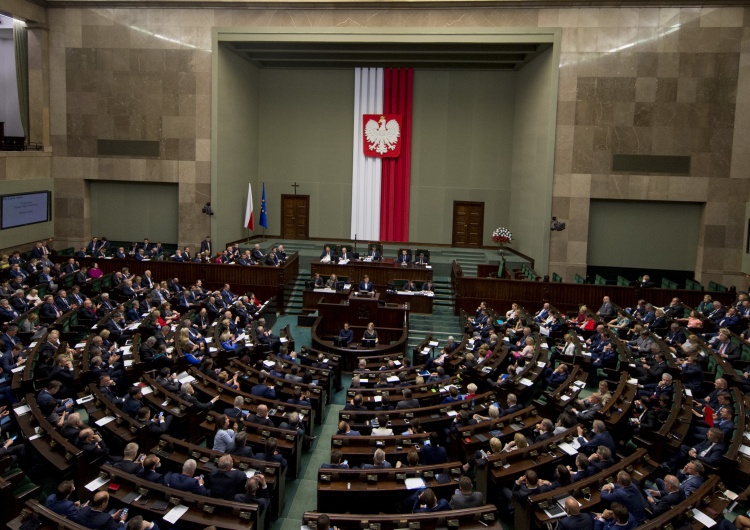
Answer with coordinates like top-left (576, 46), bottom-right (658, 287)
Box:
top-left (380, 68), bottom-right (413, 242)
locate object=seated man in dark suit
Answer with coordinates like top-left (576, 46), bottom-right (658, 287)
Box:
top-left (138, 455), bottom-right (165, 484)
top-left (647, 475), bottom-right (685, 515)
top-left (576, 420), bottom-right (616, 454)
top-left (255, 437), bottom-right (288, 470)
top-left (665, 427), bottom-right (727, 471)
top-left (234, 475), bottom-right (271, 513)
top-left (179, 383), bottom-right (220, 410)
top-left (501, 470), bottom-right (541, 516)
top-left (362, 448), bottom-right (393, 469)
top-left (77, 491), bottom-right (126, 529)
top-left (412, 487), bottom-right (450, 513)
top-left (165, 458), bottom-right (208, 495)
top-left (250, 376), bottom-right (276, 399)
top-left (44, 480), bottom-right (81, 522)
top-left (600, 471), bottom-right (647, 524)
top-left (395, 388), bottom-right (420, 409)
top-left (449, 476), bottom-right (484, 509)
top-left (558, 497), bottom-right (594, 530)
top-left (210, 455), bottom-right (247, 500)
top-left (339, 322), bottom-right (354, 345)
top-left (319, 246), bottom-right (336, 263)
top-left (113, 443), bottom-right (143, 475)
top-left (78, 428), bottom-right (109, 458)
top-left (366, 244), bottom-right (380, 260)
top-left (414, 252), bottom-right (429, 266)
top-left (358, 275), bottom-right (374, 292)
top-left (397, 249), bottom-right (411, 265)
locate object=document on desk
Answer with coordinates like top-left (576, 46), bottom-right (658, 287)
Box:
top-left (557, 442), bottom-right (578, 456)
top-left (95, 416), bottom-right (116, 427)
top-left (405, 478), bottom-right (426, 490)
top-left (429, 341), bottom-right (439, 347)
top-left (163, 504), bottom-right (190, 524)
top-left (692, 509), bottom-right (717, 527)
top-left (85, 476), bottom-right (110, 491)
top-left (738, 445), bottom-right (750, 457)
top-left (518, 377), bottom-right (534, 387)
top-left (14, 404), bottom-right (31, 416)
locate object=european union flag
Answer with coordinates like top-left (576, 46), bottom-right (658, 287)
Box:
top-left (260, 182), bottom-right (268, 229)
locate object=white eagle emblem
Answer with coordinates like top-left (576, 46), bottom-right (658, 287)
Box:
top-left (365, 116), bottom-right (400, 155)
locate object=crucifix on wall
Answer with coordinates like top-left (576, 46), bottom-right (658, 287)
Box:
top-left (291, 182), bottom-right (300, 195)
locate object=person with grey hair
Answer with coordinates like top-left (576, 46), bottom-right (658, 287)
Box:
top-left (113, 443), bottom-right (142, 475)
top-left (362, 448), bottom-right (392, 469)
top-left (638, 372), bottom-right (673, 401)
top-left (533, 418), bottom-right (555, 442)
top-left (647, 474), bottom-right (685, 515)
top-left (165, 459), bottom-right (208, 495)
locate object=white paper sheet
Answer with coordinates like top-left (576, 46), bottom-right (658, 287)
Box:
top-left (95, 415), bottom-right (116, 426)
top-left (14, 405), bottom-right (31, 416)
top-left (85, 476), bottom-right (110, 491)
top-left (692, 509), bottom-right (717, 527)
top-left (163, 504), bottom-right (190, 524)
top-left (76, 395), bottom-right (94, 405)
top-left (405, 477), bottom-right (426, 490)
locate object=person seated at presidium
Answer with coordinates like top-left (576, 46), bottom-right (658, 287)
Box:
top-left (397, 249), bottom-right (411, 265)
top-left (367, 245), bottom-right (380, 260)
top-left (320, 246), bottom-right (336, 263)
top-left (414, 252), bottom-right (429, 266)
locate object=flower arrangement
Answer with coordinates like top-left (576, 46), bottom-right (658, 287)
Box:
top-left (492, 227), bottom-right (513, 245)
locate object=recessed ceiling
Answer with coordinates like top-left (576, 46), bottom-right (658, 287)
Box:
top-left (226, 40), bottom-right (551, 70)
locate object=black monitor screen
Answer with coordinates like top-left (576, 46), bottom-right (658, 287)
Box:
top-left (362, 339), bottom-right (376, 348)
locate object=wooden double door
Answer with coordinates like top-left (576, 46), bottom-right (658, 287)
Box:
top-left (452, 201), bottom-right (484, 247)
top-left (281, 195), bottom-right (310, 240)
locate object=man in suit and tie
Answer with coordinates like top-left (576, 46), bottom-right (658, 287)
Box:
top-left (275, 245), bottom-right (287, 263)
top-left (311, 273), bottom-right (324, 288)
top-left (639, 274), bottom-right (655, 288)
top-left (597, 296), bottom-right (616, 321)
top-left (647, 475), bottom-right (685, 515)
top-left (339, 246), bottom-right (350, 262)
top-left (61, 258), bottom-right (78, 275)
top-left (85, 237), bottom-right (100, 256)
top-left (141, 270), bottom-right (154, 290)
top-left (319, 245), bottom-right (335, 262)
top-left (31, 241), bottom-right (46, 259)
top-left (666, 427), bottom-right (727, 471)
top-left (397, 249), bottom-right (411, 264)
top-left (200, 236), bottom-right (212, 256)
top-left (251, 243), bottom-right (265, 261)
top-left (358, 275), bottom-right (373, 293)
top-left (414, 252), bottom-right (429, 266)
top-left (650, 461), bottom-right (704, 499)
top-left (367, 245), bottom-right (380, 260)
top-left (66, 286), bottom-right (85, 307)
top-left (140, 238), bottom-right (152, 254)
top-left (55, 290), bottom-right (72, 313)
top-left (713, 332), bottom-right (740, 361)
top-left (339, 322), bottom-right (354, 345)
top-left (40, 295), bottom-right (61, 321)
top-left (706, 301), bottom-right (726, 324)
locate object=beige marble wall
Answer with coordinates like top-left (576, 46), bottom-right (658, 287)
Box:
top-left (7, 3), bottom-right (750, 285)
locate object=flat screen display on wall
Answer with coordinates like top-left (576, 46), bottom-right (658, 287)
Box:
top-left (1, 191), bottom-right (51, 229)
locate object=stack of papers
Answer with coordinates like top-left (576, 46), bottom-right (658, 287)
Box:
top-left (518, 378), bottom-right (534, 387)
top-left (95, 416), bottom-right (116, 427)
top-left (164, 505), bottom-right (189, 524)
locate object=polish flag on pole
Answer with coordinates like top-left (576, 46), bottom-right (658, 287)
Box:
top-left (244, 183), bottom-right (255, 230)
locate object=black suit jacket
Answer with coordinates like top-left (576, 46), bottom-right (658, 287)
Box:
top-left (652, 490), bottom-right (685, 515)
top-left (78, 506), bottom-right (122, 530)
top-left (209, 469), bottom-right (247, 500)
top-left (559, 513), bottom-right (594, 530)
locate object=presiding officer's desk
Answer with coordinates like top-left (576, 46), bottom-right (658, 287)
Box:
top-left (311, 259), bottom-right (433, 290)
top-left (303, 286), bottom-right (433, 314)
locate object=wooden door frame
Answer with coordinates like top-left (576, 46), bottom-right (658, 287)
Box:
top-left (280, 194), bottom-right (310, 240)
top-left (452, 200), bottom-right (485, 247)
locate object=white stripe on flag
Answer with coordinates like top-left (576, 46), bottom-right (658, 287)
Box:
top-left (351, 67), bottom-right (383, 241)
top-left (244, 183), bottom-right (254, 230)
